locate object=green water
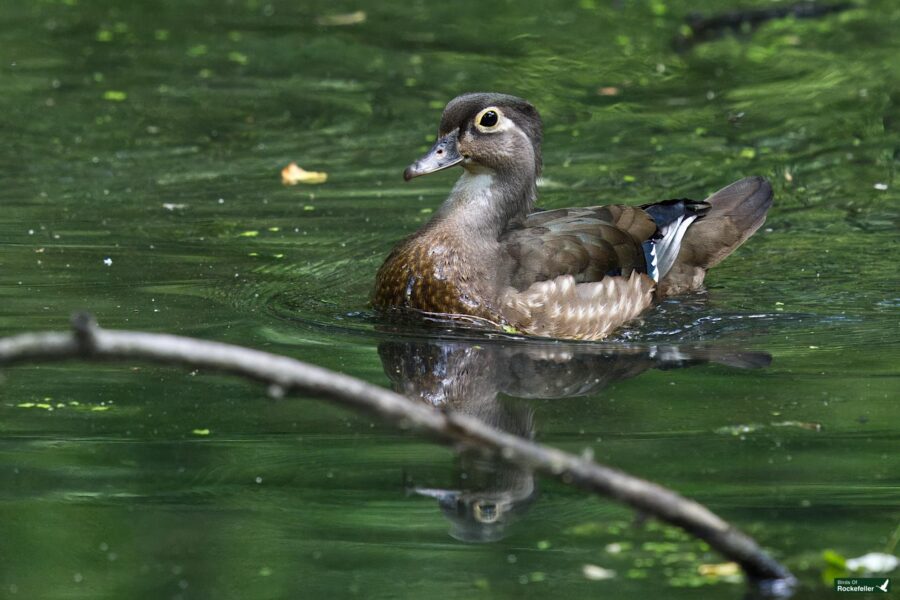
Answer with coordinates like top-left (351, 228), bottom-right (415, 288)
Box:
top-left (1, 0), bottom-right (897, 597)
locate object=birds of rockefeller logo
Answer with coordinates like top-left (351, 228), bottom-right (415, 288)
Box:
top-left (834, 578), bottom-right (890, 593)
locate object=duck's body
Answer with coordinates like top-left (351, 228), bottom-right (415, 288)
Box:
top-left (374, 93), bottom-right (772, 340)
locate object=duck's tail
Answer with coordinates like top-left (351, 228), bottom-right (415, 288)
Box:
top-left (656, 176), bottom-right (773, 296)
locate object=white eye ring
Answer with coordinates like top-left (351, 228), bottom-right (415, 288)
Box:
top-left (475, 107), bottom-right (504, 133)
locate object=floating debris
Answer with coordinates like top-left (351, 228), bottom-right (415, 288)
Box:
top-left (582, 564), bottom-right (616, 580)
top-left (845, 552), bottom-right (898, 573)
top-left (191, 428), bottom-right (211, 436)
top-left (698, 562), bottom-right (740, 577)
top-left (281, 162), bottom-right (328, 185)
top-left (103, 90), bottom-right (127, 102)
top-left (715, 423), bottom-right (763, 435)
top-left (228, 51), bottom-right (248, 65)
top-left (772, 420), bottom-right (822, 432)
top-left (597, 86), bottom-right (620, 96)
top-left (162, 203), bottom-right (188, 211)
top-left (103, 257), bottom-right (113, 266)
top-left (716, 421), bottom-right (822, 435)
top-left (316, 11), bottom-right (367, 26)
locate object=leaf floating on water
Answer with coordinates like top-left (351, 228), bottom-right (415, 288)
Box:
top-left (228, 51), bottom-right (248, 65)
top-left (191, 428), bottom-right (211, 436)
top-left (698, 562), bottom-right (740, 577)
top-left (281, 162), bottom-right (328, 185)
top-left (316, 11), bottom-right (366, 26)
top-left (582, 564), bottom-right (616, 580)
top-left (823, 549), bottom-right (847, 568)
top-left (238, 230), bottom-right (259, 237)
top-left (103, 90), bottom-right (127, 102)
top-left (597, 86), bottom-right (620, 96)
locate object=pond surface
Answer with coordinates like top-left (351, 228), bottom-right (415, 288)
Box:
top-left (1, 0), bottom-right (897, 598)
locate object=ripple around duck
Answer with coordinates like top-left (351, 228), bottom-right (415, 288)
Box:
top-left (254, 275), bottom-right (892, 362)
top-left (215, 220), bottom-right (898, 354)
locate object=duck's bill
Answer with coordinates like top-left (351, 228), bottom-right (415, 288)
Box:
top-left (403, 131), bottom-right (463, 180)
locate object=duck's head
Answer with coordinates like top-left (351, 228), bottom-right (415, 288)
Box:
top-left (403, 92), bottom-right (543, 181)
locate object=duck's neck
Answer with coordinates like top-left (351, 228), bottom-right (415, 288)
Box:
top-left (433, 168), bottom-right (537, 241)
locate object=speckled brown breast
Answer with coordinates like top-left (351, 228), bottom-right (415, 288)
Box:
top-left (373, 235), bottom-right (504, 324)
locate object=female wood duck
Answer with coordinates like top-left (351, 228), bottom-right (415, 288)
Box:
top-left (373, 92), bottom-right (773, 340)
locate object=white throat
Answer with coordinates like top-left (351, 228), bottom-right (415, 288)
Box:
top-left (432, 170), bottom-right (503, 240)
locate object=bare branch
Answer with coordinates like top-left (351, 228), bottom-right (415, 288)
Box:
top-left (0, 315), bottom-right (795, 587)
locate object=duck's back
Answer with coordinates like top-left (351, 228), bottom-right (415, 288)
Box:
top-left (500, 205), bottom-right (659, 290)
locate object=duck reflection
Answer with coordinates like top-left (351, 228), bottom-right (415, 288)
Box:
top-left (378, 338), bottom-right (770, 543)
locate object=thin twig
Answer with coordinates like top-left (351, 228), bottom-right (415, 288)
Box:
top-left (0, 315), bottom-right (795, 587)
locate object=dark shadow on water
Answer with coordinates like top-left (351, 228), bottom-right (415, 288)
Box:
top-left (378, 335), bottom-right (771, 543)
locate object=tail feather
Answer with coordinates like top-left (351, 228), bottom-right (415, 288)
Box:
top-left (658, 176), bottom-right (773, 296)
top-left (640, 198), bottom-right (710, 282)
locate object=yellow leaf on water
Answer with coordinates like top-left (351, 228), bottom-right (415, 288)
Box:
top-left (281, 162), bottom-right (328, 185)
top-left (698, 562), bottom-right (740, 577)
top-left (316, 11), bottom-right (366, 26)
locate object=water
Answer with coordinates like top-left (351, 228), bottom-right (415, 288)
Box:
top-left (1, 0), bottom-right (897, 597)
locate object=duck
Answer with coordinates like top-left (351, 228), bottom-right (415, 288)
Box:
top-left (373, 92), bottom-right (773, 340)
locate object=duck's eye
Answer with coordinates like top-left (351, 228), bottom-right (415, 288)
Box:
top-left (479, 110), bottom-right (498, 128)
top-left (474, 107), bottom-right (504, 132)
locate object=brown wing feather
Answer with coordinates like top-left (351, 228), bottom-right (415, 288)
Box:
top-left (501, 205), bottom-right (657, 290)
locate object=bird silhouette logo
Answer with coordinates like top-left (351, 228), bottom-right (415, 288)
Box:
top-left (876, 579), bottom-right (889, 592)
